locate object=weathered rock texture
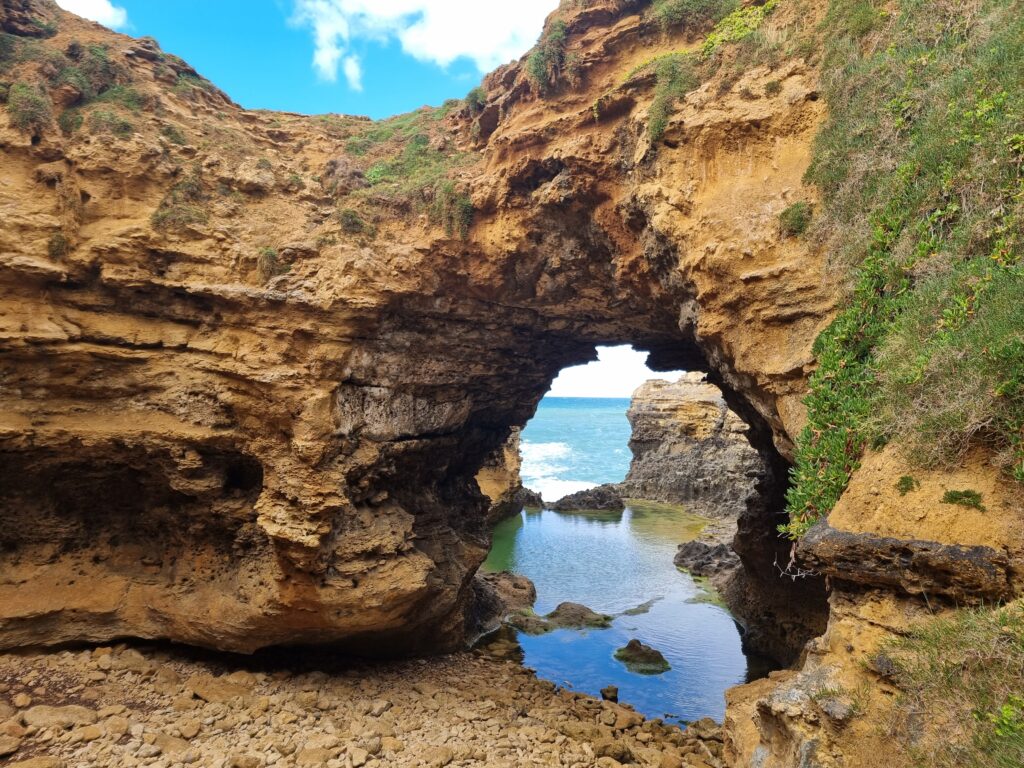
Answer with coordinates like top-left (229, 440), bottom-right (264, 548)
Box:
top-left (624, 374), bottom-right (767, 518)
top-left (0, 0), bottom-right (834, 656)
top-left (551, 483), bottom-right (624, 511)
top-left (476, 428), bottom-right (527, 524)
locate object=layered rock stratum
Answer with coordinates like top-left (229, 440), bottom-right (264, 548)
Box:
top-left (624, 374), bottom-right (766, 518)
top-left (0, 0), bottom-right (831, 657)
top-left (3, 0), bottom-right (1022, 765)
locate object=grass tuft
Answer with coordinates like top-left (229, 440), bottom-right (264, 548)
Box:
top-left (882, 603), bottom-right (1024, 768)
top-left (941, 489), bottom-right (986, 511)
top-left (779, 201), bottom-right (812, 237)
top-left (526, 19), bottom-right (569, 94)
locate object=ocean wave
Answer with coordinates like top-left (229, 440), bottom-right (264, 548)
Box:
top-left (520, 441), bottom-right (597, 501)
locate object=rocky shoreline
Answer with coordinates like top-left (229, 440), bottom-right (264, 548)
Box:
top-left (0, 644), bottom-right (727, 768)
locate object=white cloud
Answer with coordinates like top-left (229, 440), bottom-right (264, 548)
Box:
top-left (292, 0), bottom-right (555, 89)
top-left (55, 0), bottom-right (128, 29)
top-left (547, 346), bottom-right (686, 399)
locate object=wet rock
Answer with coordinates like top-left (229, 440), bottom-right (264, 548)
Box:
top-left (552, 484), bottom-right (624, 512)
top-left (600, 685), bottom-right (619, 702)
top-left (674, 541), bottom-right (739, 578)
top-left (614, 639), bottom-right (671, 675)
top-left (546, 602), bottom-right (613, 630)
top-left (514, 486), bottom-right (544, 509)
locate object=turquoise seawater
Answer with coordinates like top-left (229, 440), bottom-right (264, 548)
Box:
top-left (519, 397), bottom-right (633, 501)
top-left (482, 396), bottom-right (758, 724)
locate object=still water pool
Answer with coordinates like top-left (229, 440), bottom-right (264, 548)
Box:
top-left (481, 502), bottom-right (759, 723)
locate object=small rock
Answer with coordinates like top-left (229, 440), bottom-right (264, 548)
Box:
top-left (12, 694), bottom-right (31, 708)
top-left (614, 639), bottom-right (671, 675)
top-left (600, 685), bottom-right (619, 702)
top-left (8, 758), bottom-right (66, 768)
top-left (349, 746), bottom-right (369, 767)
top-left (179, 719), bottom-right (201, 739)
top-left (422, 745), bottom-right (454, 767)
top-left (368, 699), bottom-right (392, 717)
top-left (0, 734), bottom-right (22, 756)
top-left (23, 705), bottom-right (97, 729)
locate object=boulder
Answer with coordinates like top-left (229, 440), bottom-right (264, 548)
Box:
top-left (551, 484), bottom-right (624, 511)
top-left (614, 639), bottom-right (671, 675)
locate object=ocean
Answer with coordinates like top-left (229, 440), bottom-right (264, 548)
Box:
top-left (520, 396), bottom-right (633, 501)
top-left (483, 395), bottom-right (756, 723)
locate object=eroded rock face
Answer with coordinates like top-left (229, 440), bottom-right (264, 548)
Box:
top-left (551, 484), bottom-right (625, 511)
top-left (0, 0), bottom-right (835, 656)
top-left (624, 375), bottom-right (767, 518)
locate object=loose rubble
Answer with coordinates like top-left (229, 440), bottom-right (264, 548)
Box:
top-left (0, 645), bottom-right (727, 768)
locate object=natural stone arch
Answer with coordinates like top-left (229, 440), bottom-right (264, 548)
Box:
top-left (0, 0), bottom-right (833, 660)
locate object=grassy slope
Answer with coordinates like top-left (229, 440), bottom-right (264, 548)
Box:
top-left (784, 0), bottom-right (1024, 536)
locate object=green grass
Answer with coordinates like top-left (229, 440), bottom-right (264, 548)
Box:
top-left (338, 208), bottom-right (366, 234)
top-left (88, 109), bottom-right (133, 138)
top-left (161, 124), bottom-right (186, 145)
top-left (47, 232), bottom-right (69, 260)
top-left (6, 82), bottom-right (51, 132)
top-left (779, 201), bottom-right (813, 236)
top-left (782, 0), bottom-right (1024, 537)
top-left (256, 247), bottom-right (285, 282)
top-left (882, 603), bottom-right (1024, 768)
top-left (941, 489), bottom-right (986, 511)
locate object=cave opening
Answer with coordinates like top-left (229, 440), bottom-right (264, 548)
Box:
top-left (474, 344), bottom-right (786, 724)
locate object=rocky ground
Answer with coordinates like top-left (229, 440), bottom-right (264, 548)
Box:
top-left (0, 644), bottom-right (727, 768)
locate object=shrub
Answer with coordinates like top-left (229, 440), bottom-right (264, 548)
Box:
top-left (941, 489), bottom-right (985, 511)
top-left (338, 208), bottom-right (366, 234)
top-left (895, 476), bottom-right (919, 496)
top-left (0, 32), bottom-right (18, 63)
top-left (526, 19), bottom-right (568, 94)
top-left (430, 181), bottom-right (473, 239)
top-left (701, 0), bottom-right (779, 57)
top-left (6, 83), bottom-right (51, 132)
top-left (0, 82), bottom-right (9, 104)
top-left (779, 201), bottom-right (812, 236)
top-left (152, 166), bottom-right (209, 231)
top-left (651, 0), bottom-right (737, 32)
top-left (648, 53), bottom-right (700, 141)
top-left (88, 109), bottom-right (133, 138)
top-left (160, 124), bottom-right (186, 145)
top-left (256, 247), bottom-right (286, 282)
top-left (256, 158), bottom-right (272, 170)
top-left (47, 232), bottom-right (69, 260)
top-left (465, 86), bottom-right (487, 113)
top-left (94, 84), bottom-right (144, 111)
top-left (764, 79), bottom-right (782, 96)
top-left (58, 108), bottom-right (82, 135)
top-left (882, 603), bottom-right (1024, 767)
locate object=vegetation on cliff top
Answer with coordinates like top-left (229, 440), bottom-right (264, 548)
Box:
top-left (784, 0), bottom-right (1024, 537)
top-left (881, 602), bottom-right (1024, 768)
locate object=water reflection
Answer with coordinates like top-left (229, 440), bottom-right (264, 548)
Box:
top-left (480, 501), bottom-right (761, 723)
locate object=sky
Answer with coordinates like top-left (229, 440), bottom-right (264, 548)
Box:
top-left (54, 0), bottom-right (556, 119)
top-left (547, 346), bottom-right (685, 399)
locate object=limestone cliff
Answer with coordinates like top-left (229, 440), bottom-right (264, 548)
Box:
top-left (624, 374), bottom-right (766, 518)
top-left (4, 0), bottom-right (1021, 764)
top-left (0, 0), bottom-right (833, 656)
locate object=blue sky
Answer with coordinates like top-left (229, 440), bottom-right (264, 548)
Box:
top-left (55, 0), bottom-right (556, 119)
